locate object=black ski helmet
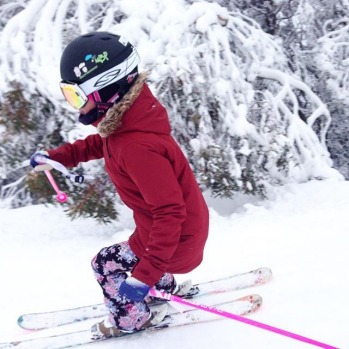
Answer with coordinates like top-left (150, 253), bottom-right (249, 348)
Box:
top-left (60, 31), bottom-right (140, 104)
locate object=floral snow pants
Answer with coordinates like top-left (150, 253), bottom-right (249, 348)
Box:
top-left (91, 241), bottom-right (176, 332)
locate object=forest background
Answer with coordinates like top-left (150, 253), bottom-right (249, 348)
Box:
top-left (0, 0), bottom-right (348, 222)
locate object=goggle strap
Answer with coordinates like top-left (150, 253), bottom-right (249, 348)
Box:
top-left (91, 91), bottom-right (101, 102)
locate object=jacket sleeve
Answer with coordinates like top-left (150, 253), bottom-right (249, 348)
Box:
top-left (47, 134), bottom-right (104, 167)
top-left (121, 142), bottom-right (187, 286)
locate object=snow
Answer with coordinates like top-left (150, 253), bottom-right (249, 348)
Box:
top-left (0, 179), bottom-right (347, 349)
top-left (0, 0), bottom-right (348, 348)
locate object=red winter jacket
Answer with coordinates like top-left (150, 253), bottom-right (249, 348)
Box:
top-left (48, 83), bottom-right (209, 286)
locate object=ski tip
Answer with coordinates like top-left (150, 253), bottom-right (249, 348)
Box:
top-left (17, 315), bottom-right (24, 328)
top-left (238, 293), bottom-right (263, 305)
top-left (243, 294), bottom-right (263, 314)
top-left (255, 267), bottom-right (272, 283)
top-left (248, 294), bottom-right (263, 313)
top-left (17, 315), bottom-right (45, 331)
top-left (230, 294), bottom-right (263, 316)
top-left (250, 293), bottom-right (263, 306)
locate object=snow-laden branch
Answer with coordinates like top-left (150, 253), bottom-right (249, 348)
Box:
top-left (316, 18), bottom-right (349, 104)
top-left (0, 0), bottom-right (108, 101)
top-left (257, 67), bottom-right (331, 143)
top-left (0, 174), bottom-right (31, 208)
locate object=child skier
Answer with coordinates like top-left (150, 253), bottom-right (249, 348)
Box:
top-left (30, 32), bottom-right (209, 338)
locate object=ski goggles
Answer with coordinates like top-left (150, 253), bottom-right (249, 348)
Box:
top-left (59, 81), bottom-right (89, 110)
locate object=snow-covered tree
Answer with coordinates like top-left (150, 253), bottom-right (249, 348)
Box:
top-left (225, 0), bottom-right (349, 179)
top-left (315, 14), bottom-right (349, 177)
top-left (0, 0), bottom-right (342, 221)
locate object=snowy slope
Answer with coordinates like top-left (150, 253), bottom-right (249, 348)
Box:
top-left (0, 179), bottom-right (347, 349)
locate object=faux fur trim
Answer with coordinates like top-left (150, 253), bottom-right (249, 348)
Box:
top-left (97, 72), bottom-right (148, 138)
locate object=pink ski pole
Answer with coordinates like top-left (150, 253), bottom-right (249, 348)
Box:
top-left (44, 170), bottom-right (67, 203)
top-left (149, 289), bottom-right (338, 349)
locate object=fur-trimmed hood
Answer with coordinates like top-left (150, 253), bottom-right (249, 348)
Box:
top-left (97, 72), bottom-right (171, 138)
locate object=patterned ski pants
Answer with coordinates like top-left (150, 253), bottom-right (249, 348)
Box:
top-left (91, 241), bottom-right (176, 331)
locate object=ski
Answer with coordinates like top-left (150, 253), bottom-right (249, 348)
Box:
top-left (2, 294), bottom-right (262, 349)
top-left (18, 267), bottom-right (271, 330)
top-left (18, 267), bottom-right (272, 330)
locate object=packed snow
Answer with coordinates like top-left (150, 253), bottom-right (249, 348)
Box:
top-left (0, 179), bottom-right (347, 349)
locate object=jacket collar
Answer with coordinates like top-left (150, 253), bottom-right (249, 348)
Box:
top-left (97, 72), bottom-right (147, 138)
